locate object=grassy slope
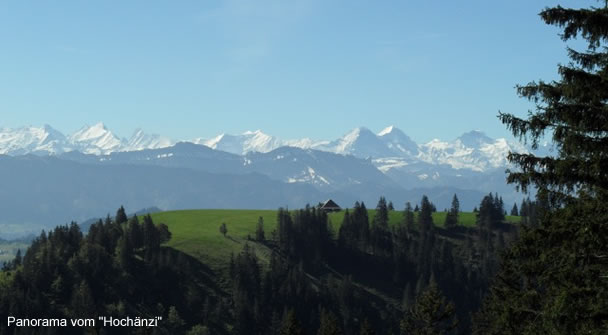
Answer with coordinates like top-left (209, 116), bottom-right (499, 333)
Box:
top-left (152, 209), bottom-right (520, 271)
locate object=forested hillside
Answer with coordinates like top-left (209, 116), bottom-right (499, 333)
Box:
top-left (0, 193), bottom-right (532, 334)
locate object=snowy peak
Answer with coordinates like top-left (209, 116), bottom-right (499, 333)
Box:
top-left (68, 122), bottom-right (122, 155)
top-left (321, 127), bottom-right (393, 158)
top-left (124, 129), bottom-right (174, 152)
top-left (241, 130), bottom-right (282, 153)
top-left (0, 123), bottom-right (532, 173)
top-left (201, 130), bottom-right (282, 155)
top-left (334, 127), bottom-right (376, 153)
top-left (456, 130), bottom-right (494, 148)
top-left (414, 131), bottom-right (528, 172)
top-left (377, 125), bottom-right (418, 155)
top-left (0, 125), bottom-right (68, 155)
top-left (70, 122), bottom-right (109, 141)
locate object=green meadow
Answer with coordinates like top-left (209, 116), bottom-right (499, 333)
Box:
top-left (151, 209), bottom-right (520, 271)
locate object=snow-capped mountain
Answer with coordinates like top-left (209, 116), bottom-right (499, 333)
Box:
top-left (377, 125), bottom-right (419, 156)
top-left (417, 131), bottom-right (529, 171)
top-left (0, 125), bottom-right (66, 155)
top-left (0, 123), bottom-right (175, 155)
top-left (0, 123), bottom-right (534, 173)
top-left (320, 127), bottom-right (398, 158)
top-left (68, 123), bottom-right (123, 155)
top-left (124, 128), bottom-right (174, 152)
top-left (0, 124), bottom-right (70, 155)
top-left (198, 130), bottom-right (284, 155)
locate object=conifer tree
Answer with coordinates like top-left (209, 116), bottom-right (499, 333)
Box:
top-left (371, 197), bottom-right (392, 255)
top-left (400, 280), bottom-right (458, 335)
top-left (70, 281), bottom-right (96, 319)
top-left (127, 214), bottom-right (143, 249)
top-left (476, 2), bottom-right (608, 333)
top-left (403, 202), bottom-right (415, 232)
top-left (373, 197), bottom-right (389, 230)
top-left (115, 205), bottom-right (128, 224)
top-left (281, 309), bottom-right (304, 335)
top-left (444, 194), bottom-right (459, 230)
top-left (256, 216), bottom-right (265, 242)
top-left (510, 203), bottom-right (518, 216)
top-left (418, 196), bottom-right (434, 234)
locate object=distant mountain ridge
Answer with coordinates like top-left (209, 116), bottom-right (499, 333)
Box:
top-left (0, 123), bottom-right (539, 173)
top-left (0, 123), bottom-right (175, 155)
top-left (0, 123), bottom-right (548, 237)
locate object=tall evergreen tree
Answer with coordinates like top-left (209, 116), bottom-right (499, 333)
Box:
top-left (371, 197), bottom-right (392, 255)
top-left (115, 205), bottom-right (128, 224)
top-left (352, 202), bottom-right (370, 251)
top-left (403, 202), bottom-right (415, 232)
top-left (373, 197), bottom-right (389, 230)
top-left (400, 280), bottom-right (458, 335)
top-left (476, 2), bottom-right (608, 334)
top-left (510, 203), bottom-right (518, 216)
top-left (281, 309), bottom-right (304, 335)
top-left (418, 196), bottom-right (434, 235)
top-left (444, 194), bottom-right (459, 230)
top-left (256, 216), bottom-right (265, 242)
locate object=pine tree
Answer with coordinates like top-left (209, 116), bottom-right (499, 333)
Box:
top-left (115, 205), bottom-right (128, 224)
top-left (371, 197), bottom-right (392, 255)
top-left (127, 214), bottom-right (143, 249)
top-left (475, 2), bottom-right (608, 334)
top-left (444, 194), bottom-right (459, 230)
top-left (418, 196), bottom-right (434, 235)
top-left (400, 280), bottom-right (458, 335)
top-left (281, 309), bottom-right (304, 335)
top-left (403, 202), bottom-right (415, 232)
top-left (510, 203), bottom-right (518, 216)
top-left (256, 216), bottom-right (265, 241)
top-left (115, 234), bottom-right (133, 271)
top-left (70, 281), bottom-right (96, 319)
top-left (373, 197), bottom-right (389, 230)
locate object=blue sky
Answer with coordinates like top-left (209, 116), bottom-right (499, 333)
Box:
top-left (0, 0), bottom-right (587, 142)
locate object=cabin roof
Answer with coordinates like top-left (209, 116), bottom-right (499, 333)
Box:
top-left (320, 199), bottom-right (340, 209)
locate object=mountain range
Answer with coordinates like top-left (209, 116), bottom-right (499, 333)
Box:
top-left (0, 123), bottom-right (549, 237)
top-left (0, 123), bottom-right (536, 172)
